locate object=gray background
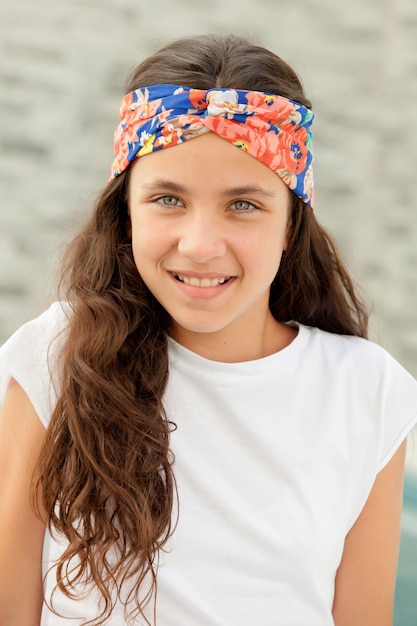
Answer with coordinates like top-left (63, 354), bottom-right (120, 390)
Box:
top-left (1, 0), bottom-right (416, 377)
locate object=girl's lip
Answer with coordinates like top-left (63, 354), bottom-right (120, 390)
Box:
top-left (167, 270), bottom-right (234, 280)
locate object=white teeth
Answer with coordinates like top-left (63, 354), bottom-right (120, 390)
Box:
top-left (189, 277), bottom-right (202, 287)
top-left (172, 273), bottom-right (230, 287)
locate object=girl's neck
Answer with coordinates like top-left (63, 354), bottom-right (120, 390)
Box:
top-left (170, 315), bottom-right (298, 363)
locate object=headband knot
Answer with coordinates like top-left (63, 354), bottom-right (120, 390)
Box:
top-left (110, 84), bottom-right (315, 208)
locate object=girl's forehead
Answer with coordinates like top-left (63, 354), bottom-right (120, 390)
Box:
top-left (129, 132), bottom-right (289, 194)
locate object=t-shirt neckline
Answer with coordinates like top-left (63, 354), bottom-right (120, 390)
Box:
top-left (167, 322), bottom-right (311, 377)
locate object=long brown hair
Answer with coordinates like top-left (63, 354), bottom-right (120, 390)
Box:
top-left (32, 33), bottom-right (368, 625)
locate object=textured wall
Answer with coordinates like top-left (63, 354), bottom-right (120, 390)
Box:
top-left (1, 0), bottom-right (416, 377)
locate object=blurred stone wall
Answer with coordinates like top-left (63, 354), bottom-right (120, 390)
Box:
top-left (1, 0), bottom-right (416, 376)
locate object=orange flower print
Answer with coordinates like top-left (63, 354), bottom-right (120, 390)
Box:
top-left (188, 89), bottom-right (209, 111)
top-left (204, 116), bottom-right (249, 142)
top-left (245, 91), bottom-right (293, 120)
top-left (109, 84), bottom-right (315, 208)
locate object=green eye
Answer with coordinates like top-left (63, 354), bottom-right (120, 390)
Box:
top-left (161, 196), bottom-right (180, 206)
top-left (233, 200), bottom-right (254, 211)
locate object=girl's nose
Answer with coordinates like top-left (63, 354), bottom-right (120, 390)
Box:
top-left (177, 212), bottom-right (227, 264)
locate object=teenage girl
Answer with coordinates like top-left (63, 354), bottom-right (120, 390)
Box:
top-left (1, 33), bottom-right (416, 626)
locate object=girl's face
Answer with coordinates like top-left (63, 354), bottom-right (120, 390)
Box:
top-left (128, 132), bottom-right (292, 360)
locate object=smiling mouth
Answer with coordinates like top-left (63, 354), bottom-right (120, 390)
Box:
top-left (170, 272), bottom-right (232, 287)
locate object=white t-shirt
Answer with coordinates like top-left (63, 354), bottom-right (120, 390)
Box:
top-left (1, 301), bottom-right (417, 625)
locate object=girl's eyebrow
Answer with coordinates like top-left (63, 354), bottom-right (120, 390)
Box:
top-left (220, 185), bottom-right (276, 198)
top-left (141, 178), bottom-right (276, 198)
top-left (141, 179), bottom-right (187, 194)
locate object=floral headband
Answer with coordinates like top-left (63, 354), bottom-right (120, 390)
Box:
top-left (109, 84), bottom-right (315, 208)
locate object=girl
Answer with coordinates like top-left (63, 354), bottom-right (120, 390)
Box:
top-left (0, 33), bottom-right (416, 626)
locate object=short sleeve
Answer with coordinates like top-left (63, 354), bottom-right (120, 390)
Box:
top-left (377, 348), bottom-right (417, 471)
top-left (0, 301), bottom-right (69, 428)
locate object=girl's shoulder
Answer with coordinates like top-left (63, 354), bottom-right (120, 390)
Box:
top-left (0, 301), bottom-right (70, 427)
top-left (303, 322), bottom-right (415, 381)
top-left (302, 323), bottom-right (417, 469)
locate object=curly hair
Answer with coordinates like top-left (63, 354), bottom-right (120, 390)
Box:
top-left (32, 33), bottom-right (368, 625)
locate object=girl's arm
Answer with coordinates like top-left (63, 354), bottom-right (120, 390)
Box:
top-left (0, 378), bottom-right (47, 626)
top-left (332, 440), bottom-right (407, 626)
